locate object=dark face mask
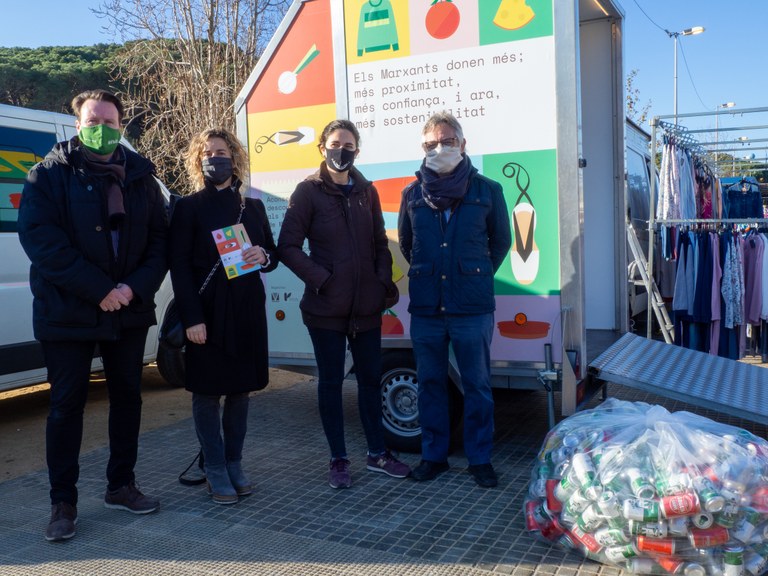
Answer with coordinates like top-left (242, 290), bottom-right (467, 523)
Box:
top-left (202, 156), bottom-right (233, 186)
top-left (325, 147), bottom-right (356, 172)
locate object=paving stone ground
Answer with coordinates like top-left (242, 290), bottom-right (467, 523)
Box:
top-left (2, 353), bottom-right (766, 576)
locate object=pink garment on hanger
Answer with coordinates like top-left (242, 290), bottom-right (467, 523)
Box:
top-left (709, 232), bottom-right (721, 356)
top-left (699, 170), bottom-right (712, 219)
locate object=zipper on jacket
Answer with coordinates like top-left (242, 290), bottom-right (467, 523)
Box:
top-left (344, 195), bottom-right (361, 338)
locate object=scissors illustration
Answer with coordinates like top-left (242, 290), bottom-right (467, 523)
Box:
top-left (254, 126), bottom-right (315, 154)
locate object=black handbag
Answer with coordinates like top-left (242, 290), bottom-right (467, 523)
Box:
top-left (158, 305), bottom-right (186, 350)
top-left (159, 259), bottom-right (220, 351)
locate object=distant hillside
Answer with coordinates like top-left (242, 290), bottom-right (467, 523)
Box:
top-left (0, 45), bottom-right (122, 113)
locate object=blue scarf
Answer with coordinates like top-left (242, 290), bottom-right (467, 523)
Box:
top-left (417, 155), bottom-right (471, 211)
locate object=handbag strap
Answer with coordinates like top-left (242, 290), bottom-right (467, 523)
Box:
top-left (198, 200), bottom-right (246, 295)
top-left (178, 449), bottom-right (206, 486)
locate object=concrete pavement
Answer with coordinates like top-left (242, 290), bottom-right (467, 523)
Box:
top-left (1, 366), bottom-right (766, 575)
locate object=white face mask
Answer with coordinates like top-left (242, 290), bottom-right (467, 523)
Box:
top-left (425, 144), bottom-right (463, 174)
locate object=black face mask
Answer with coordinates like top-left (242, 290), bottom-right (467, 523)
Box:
top-left (202, 156), bottom-right (233, 186)
top-left (325, 147), bottom-right (356, 172)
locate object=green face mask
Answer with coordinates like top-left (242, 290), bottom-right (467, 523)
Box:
top-left (78, 124), bottom-right (121, 155)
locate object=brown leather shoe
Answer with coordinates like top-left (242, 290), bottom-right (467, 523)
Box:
top-left (104, 482), bottom-right (159, 514)
top-left (45, 502), bottom-right (77, 542)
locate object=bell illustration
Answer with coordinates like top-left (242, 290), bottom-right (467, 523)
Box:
top-left (493, 0), bottom-right (535, 31)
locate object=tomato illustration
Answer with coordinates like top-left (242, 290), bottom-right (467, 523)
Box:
top-left (425, 0), bottom-right (460, 40)
top-left (381, 309), bottom-right (404, 335)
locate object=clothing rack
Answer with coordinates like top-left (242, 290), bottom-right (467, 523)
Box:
top-left (655, 218), bottom-right (768, 225)
top-left (657, 120), bottom-right (706, 157)
top-left (645, 106), bottom-right (768, 338)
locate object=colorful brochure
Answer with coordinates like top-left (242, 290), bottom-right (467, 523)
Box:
top-left (211, 223), bottom-right (261, 279)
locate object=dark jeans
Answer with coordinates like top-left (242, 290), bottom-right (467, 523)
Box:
top-left (308, 326), bottom-right (385, 459)
top-left (411, 313), bottom-right (494, 465)
top-left (192, 392), bottom-right (250, 469)
top-left (42, 327), bottom-right (149, 505)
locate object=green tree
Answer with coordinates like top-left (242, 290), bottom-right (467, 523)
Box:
top-left (0, 45), bottom-right (122, 112)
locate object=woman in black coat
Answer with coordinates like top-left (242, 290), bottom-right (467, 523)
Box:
top-left (277, 119), bottom-right (409, 490)
top-left (169, 128), bottom-right (277, 504)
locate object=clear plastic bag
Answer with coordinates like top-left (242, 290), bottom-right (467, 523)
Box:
top-left (525, 398), bottom-right (768, 575)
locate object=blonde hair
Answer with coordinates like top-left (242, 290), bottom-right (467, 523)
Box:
top-left (184, 128), bottom-right (249, 191)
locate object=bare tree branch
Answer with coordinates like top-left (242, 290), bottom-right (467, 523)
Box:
top-left (95, 0), bottom-right (289, 194)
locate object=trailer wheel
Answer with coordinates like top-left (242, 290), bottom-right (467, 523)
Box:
top-left (380, 351), bottom-right (422, 453)
top-left (380, 350), bottom-right (464, 454)
top-left (156, 303), bottom-right (185, 388)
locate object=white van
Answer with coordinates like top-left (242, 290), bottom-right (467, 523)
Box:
top-left (0, 103), bottom-right (181, 392)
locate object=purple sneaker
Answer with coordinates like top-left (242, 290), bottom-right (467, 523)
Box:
top-left (367, 450), bottom-right (411, 479)
top-left (329, 458), bottom-right (352, 489)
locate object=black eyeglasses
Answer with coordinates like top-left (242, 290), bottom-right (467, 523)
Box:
top-left (422, 137), bottom-right (459, 152)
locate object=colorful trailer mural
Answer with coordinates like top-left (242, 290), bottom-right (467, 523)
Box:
top-left (235, 0), bottom-right (627, 442)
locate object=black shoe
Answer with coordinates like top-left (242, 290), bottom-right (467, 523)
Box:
top-left (411, 460), bottom-right (449, 481)
top-left (104, 481), bottom-right (159, 514)
top-left (468, 463), bottom-right (498, 488)
top-left (45, 502), bottom-right (77, 542)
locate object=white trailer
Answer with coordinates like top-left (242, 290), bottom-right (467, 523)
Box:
top-left (235, 0), bottom-right (628, 449)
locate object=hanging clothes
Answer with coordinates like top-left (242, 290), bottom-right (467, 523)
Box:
top-left (743, 232), bottom-right (764, 325)
top-left (709, 232), bottom-right (722, 356)
top-left (696, 163), bottom-right (714, 219)
top-left (667, 227), bottom-right (767, 361)
top-left (723, 178), bottom-right (763, 219)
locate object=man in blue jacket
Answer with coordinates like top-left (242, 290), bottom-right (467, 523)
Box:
top-left (18, 90), bottom-right (168, 541)
top-left (398, 112), bottom-right (511, 488)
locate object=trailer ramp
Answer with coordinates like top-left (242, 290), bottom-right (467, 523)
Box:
top-left (588, 332), bottom-right (768, 425)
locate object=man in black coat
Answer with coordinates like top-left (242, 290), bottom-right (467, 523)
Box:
top-left (18, 89), bottom-right (168, 542)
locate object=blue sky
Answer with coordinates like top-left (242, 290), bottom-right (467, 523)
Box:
top-left (2, 2), bottom-right (114, 48)
top-left (3, 0), bottom-right (767, 152)
top-left (622, 1), bottom-right (767, 126)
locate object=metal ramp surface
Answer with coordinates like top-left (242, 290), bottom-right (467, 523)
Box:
top-left (588, 332), bottom-right (768, 425)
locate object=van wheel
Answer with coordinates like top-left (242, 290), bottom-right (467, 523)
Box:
top-left (156, 303), bottom-right (185, 388)
top-left (380, 351), bottom-right (421, 453)
top-left (380, 350), bottom-right (464, 454)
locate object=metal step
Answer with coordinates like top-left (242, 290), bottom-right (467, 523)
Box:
top-left (588, 332), bottom-right (768, 425)
top-left (626, 224), bottom-right (675, 342)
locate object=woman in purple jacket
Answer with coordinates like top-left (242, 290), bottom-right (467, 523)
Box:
top-left (277, 119), bottom-right (410, 489)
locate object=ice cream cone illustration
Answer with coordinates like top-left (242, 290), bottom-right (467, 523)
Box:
top-left (503, 162), bottom-right (539, 285)
top-left (493, 0), bottom-right (535, 31)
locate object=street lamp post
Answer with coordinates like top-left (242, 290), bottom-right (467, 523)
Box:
top-left (715, 101), bottom-right (736, 172)
top-left (667, 26), bottom-right (705, 123)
